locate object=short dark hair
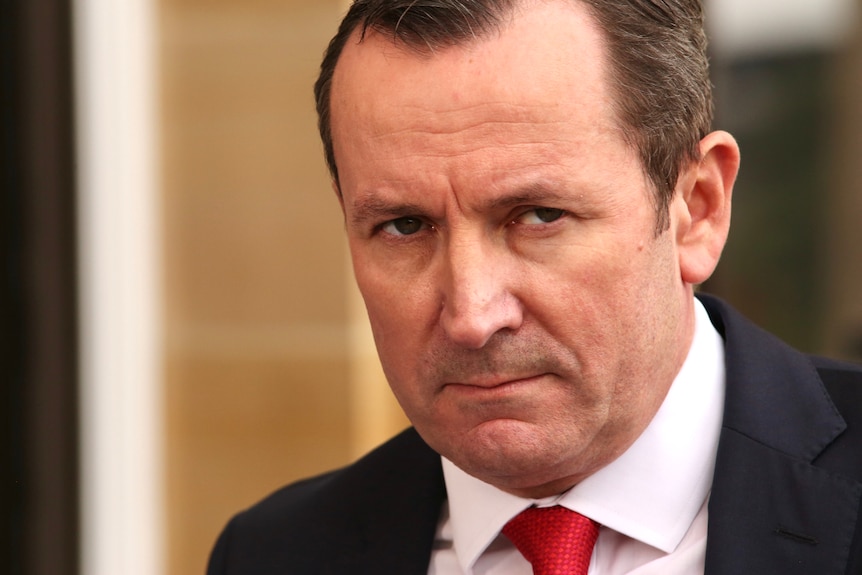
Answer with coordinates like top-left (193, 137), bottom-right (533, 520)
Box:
top-left (313, 0), bottom-right (713, 231)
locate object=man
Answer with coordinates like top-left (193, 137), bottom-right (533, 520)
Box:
top-left (207, 1), bottom-right (862, 573)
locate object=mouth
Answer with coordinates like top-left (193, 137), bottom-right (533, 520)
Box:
top-left (444, 373), bottom-right (549, 393)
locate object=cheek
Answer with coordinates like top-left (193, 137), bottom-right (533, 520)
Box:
top-left (353, 256), bottom-right (437, 371)
top-left (534, 240), bottom-right (669, 364)
top-left (357, 266), bottom-right (431, 331)
top-left (528, 244), bottom-right (637, 325)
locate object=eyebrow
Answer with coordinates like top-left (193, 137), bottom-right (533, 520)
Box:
top-left (347, 182), bottom-right (575, 227)
top-left (348, 196), bottom-right (428, 228)
top-left (480, 183), bottom-right (572, 212)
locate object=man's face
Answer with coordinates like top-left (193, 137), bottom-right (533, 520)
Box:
top-left (330, 0), bottom-right (697, 497)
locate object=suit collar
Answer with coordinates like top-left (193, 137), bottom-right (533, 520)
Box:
top-left (698, 294), bottom-right (861, 575)
top-left (699, 293), bottom-right (845, 460)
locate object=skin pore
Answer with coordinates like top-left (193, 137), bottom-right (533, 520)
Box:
top-left (329, 0), bottom-right (739, 498)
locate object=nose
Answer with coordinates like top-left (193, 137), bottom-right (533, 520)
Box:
top-left (438, 238), bottom-right (523, 349)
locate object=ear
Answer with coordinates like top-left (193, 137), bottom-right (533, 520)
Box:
top-left (674, 130), bottom-right (740, 285)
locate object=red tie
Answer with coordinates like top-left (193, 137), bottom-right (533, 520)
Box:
top-left (502, 505), bottom-right (599, 575)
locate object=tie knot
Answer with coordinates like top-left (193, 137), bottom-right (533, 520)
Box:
top-left (502, 505), bottom-right (599, 575)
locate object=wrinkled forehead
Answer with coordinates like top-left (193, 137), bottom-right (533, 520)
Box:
top-left (327, 0), bottom-right (632, 208)
top-left (330, 0), bottom-right (612, 132)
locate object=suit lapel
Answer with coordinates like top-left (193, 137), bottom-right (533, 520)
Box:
top-left (699, 295), bottom-right (862, 575)
top-left (707, 429), bottom-right (861, 574)
top-left (320, 428), bottom-right (447, 575)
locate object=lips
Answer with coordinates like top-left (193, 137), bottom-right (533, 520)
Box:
top-left (444, 373), bottom-right (548, 391)
top-left (421, 338), bottom-right (569, 395)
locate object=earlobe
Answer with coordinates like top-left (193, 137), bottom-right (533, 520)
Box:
top-left (676, 130), bottom-right (741, 285)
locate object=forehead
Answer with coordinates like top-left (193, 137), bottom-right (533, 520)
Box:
top-left (327, 0), bottom-right (638, 209)
top-left (330, 0), bottom-right (615, 134)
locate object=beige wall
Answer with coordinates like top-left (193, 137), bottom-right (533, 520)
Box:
top-left (159, 1), bottom-right (406, 573)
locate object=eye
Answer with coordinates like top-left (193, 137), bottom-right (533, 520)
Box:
top-left (380, 216), bottom-right (428, 236)
top-left (514, 207), bottom-right (566, 225)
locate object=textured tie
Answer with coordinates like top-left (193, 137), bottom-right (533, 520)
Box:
top-left (502, 505), bottom-right (599, 575)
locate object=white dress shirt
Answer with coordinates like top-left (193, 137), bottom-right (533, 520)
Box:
top-left (428, 299), bottom-right (726, 575)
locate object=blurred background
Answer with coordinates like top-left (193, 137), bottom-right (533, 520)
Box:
top-left (2, 0), bottom-right (861, 574)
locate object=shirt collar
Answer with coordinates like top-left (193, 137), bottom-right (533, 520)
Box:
top-left (442, 299), bottom-right (726, 573)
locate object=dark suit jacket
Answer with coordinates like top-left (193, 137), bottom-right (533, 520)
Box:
top-left (207, 295), bottom-right (862, 574)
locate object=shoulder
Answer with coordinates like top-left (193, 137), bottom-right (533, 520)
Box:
top-left (697, 293), bottom-right (862, 470)
top-left (810, 354), bottom-right (862, 432)
top-left (810, 354), bottom-right (862, 386)
top-left (207, 427), bottom-right (444, 574)
top-left (808, 355), bottom-right (862, 475)
top-left (235, 426), bottom-right (441, 525)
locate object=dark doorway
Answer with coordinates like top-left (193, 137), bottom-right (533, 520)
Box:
top-left (1, 1), bottom-right (80, 574)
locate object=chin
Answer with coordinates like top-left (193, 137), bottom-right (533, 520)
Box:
top-left (429, 419), bottom-right (594, 491)
top-left (464, 453), bottom-right (589, 498)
